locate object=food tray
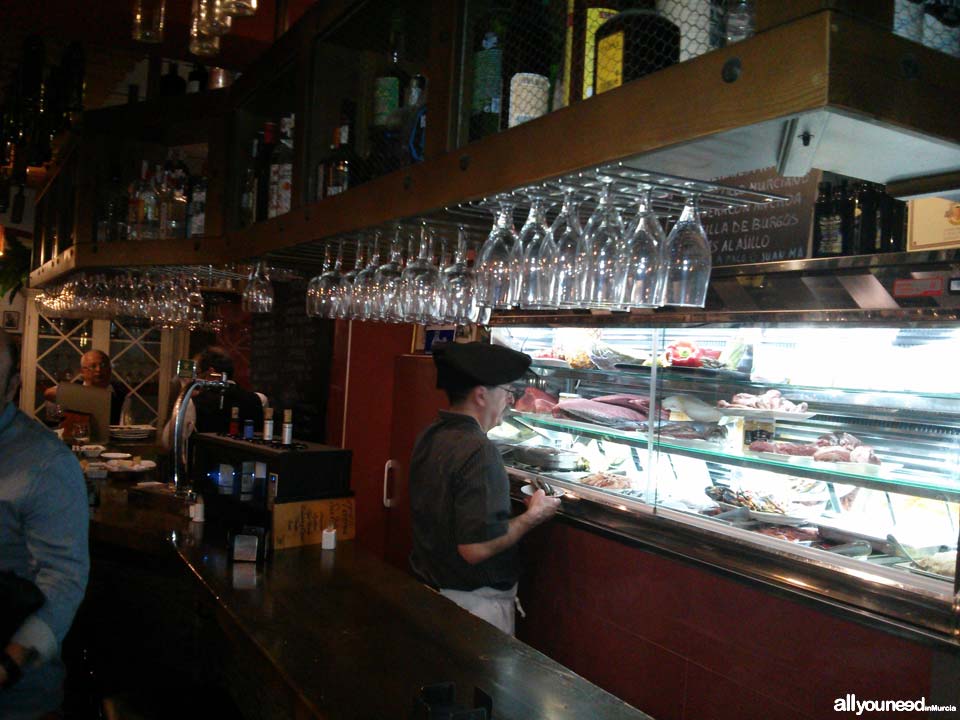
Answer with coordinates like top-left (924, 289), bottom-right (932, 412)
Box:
top-left (717, 407), bottom-right (816, 421)
top-left (816, 521), bottom-right (891, 553)
top-left (892, 561), bottom-right (954, 582)
top-left (714, 501), bottom-right (807, 526)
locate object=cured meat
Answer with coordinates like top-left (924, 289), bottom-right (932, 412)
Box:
top-left (514, 387), bottom-right (558, 414)
top-left (849, 445), bottom-right (881, 465)
top-left (580, 472), bottom-right (631, 489)
top-left (813, 445), bottom-right (852, 463)
top-left (592, 394), bottom-right (669, 420)
top-left (719, 389), bottom-right (808, 413)
top-left (552, 398), bottom-right (647, 429)
top-left (748, 440), bottom-right (779, 453)
top-left (817, 432), bottom-right (862, 449)
top-left (776, 443), bottom-right (818, 457)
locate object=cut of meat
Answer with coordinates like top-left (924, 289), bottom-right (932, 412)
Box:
top-left (591, 394), bottom-right (669, 420)
top-left (817, 432), bottom-right (862, 449)
top-left (514, 387), bottom-right (558, 413)
top-left (813, 445), bottom-right (852, 463)
top-left (849, 445), bottom-right (881, 465)
top-left (553, 398), bottom-right (647, 429)
top-left (776, 443), bottom-right (818, 456)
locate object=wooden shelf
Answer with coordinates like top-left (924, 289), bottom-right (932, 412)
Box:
top-left (227, 11), bottom-right (960, 262)
top-left (29, 237), bottom-right (233, 287)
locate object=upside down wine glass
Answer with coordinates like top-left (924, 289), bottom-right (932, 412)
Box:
top-left (579, 178), bottom-right (625, 309)
top-left (476, 196), bottom-right (522, 312)
top-left (352, 232), bottom-right (382, 320)
top-left (374, 227), bottom-right (406, 323)
top-left (550, 187), bottom-right (583, 308)
top-left (518, 193), bottom-right (557, 309)
top-left (662, 194), bottom-right (712, 307)
top-left (400, 223), bottom-right (443, 324)
top-left (617, 186), bottom-right (666, 309)
top-left (442, 225), bottom-right (479, 325)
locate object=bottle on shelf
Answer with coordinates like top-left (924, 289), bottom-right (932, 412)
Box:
top-left (469, 2), bottom-right (508, 141)
top-left (188, 170), bottom-right (207, 238)
top-left (564, 1), bottom-right (624, 105)
top-left (187, 62), bottom-right (209, 93)
top-left (372, 11), bottom-right (409, 130)
top-left (281, 409), bottom-right (293, 446)
top-left (239, 132), bottom-right (260, 228)
top-left (269, 114), bottom-right (294, 218)
top-left (812, 180), bottom-right (843, 257)
top-left (850, 181), bottom-right (881, 255)
top-left (133, 161), bottom-right (160, 241)
top-left (881, 195), bottom-right (908, 253)
top-left (159, 153), bottom-right (189, 238)
top-left (322, 100), bottom-right (360, 198)
top-left (262, 407), bottom-right (274, 442)
top-left (594, 2), bottom-right (680, 95)
top-left (228, 406), bottom-right (241, 437)
top-left (503, 0), bottom-right (555, 128)
top-left (159, 61), bottom-right (186, 97)
top-left (255, 122), bottom-right (277, 223)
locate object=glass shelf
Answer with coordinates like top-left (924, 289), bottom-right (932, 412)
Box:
top-left (507, 410), bottom-right (960, 503)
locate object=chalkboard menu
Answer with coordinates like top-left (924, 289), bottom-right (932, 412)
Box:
top-left (704, 167), bottom-right (821, 266)
top-left (250, 280), bottom-right (333, 442)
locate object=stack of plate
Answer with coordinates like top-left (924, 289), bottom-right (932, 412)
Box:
top-left (109, 424), bottom-right (155, 440)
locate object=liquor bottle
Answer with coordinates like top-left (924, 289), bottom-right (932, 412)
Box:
top-left (880, 195), bottom-right (908, 253)
top-left (850, 181), bottom-right (880, 255)
top-left (594, 3), bottom-right (679, 95)
top-left (239, 133), bottom-right (260, 227)
top-left (187, 63), bottom-right (208, 94)
top-left (228, 406), bottom-right (241, 437)
top-left (281, 409), bottom-right (293, 446)
top-left (503, 0), bottom-right (554, 128)
top-left (159, 61), bottom-right (186, 97)
top-left (262, 407), bottom-right (274, 442)
top-left (812, 181), bottom-right (843, 257)
top-left (564, 1), bottom-right (623, 105)
top-left (324, 101), bottom-right (359, 198)
top-left (269, 114), bottom-right (294, 218)
top-left (469, 2), bottom-right (508, 141)
top-left (135, 162), bottom-right (160, 241)
top-left (255, 122), bottom-right (276, 223)
top-left (188, 172), bottom-right (207, 237)
top-left (372, 12), bottom-right (409, 130)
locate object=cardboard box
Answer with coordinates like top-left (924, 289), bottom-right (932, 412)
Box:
top-left (271, 496), bottom-right (356, 551)
top-left (907, 197), bottom-right (960, 251)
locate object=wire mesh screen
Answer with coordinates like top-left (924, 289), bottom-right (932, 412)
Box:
top-left (893, 0), bottom-right (960, 58)
top-left (463, 1), bottom-right (743, 145)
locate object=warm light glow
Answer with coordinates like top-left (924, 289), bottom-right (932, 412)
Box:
top-left (0, 225), bottom-right (5, 256)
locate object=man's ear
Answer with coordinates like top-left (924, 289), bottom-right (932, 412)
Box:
top-left (470, 385), bottom-right (488, 407)
top-left (4, 372), bottom-right (21, 405)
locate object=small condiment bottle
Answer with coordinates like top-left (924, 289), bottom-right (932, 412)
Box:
top-left (263, 407), bottom-right (274, 442)
top-left (228, 406), bottom-right (241, 436)
top-left (281, 409), bottom-right (293, 446)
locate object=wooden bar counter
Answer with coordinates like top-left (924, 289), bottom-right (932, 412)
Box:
top-left (87, 479), bottom-right (651, 720)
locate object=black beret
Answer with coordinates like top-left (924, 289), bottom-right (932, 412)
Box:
top-left (433, 342), bottom-right (532, 392)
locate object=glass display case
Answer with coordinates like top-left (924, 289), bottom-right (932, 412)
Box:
top-left (490, 323), bottom-right (960, 638)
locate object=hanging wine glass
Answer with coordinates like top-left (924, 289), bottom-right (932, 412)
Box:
top-left (315, 240), bottom-right (346, 319)
top-left (518, 192), bottom-right (558, 309)
top-left (352, 232), bottom-right (382, 320)
top-left (443, 226), bottom-right (479, 325)
top-left (306, 243), bottom-right (333, 317)
top-left (617, 186), bottom-right (666, 309)
top-left (550, 187), bottom-right (583, 308)
top-left (476, 195), bottom-right (522, 311)
top-left (579, 177), bottom-right (626, 309)
top-left (374, 226), bottom-right (406, 323)
top-left (242, 261), bottom-right (274, 313)
top-left (400, 223), bottom-right (443, 324)
top-left (337, 236), bottom-right (366, 320)
top-left (662, 194), bottom-right (712, 307)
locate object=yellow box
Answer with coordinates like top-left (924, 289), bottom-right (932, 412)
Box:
top-left (907, 197), bottom-right (960, 251)
top-left (271, 497), bottom-right (356, 551)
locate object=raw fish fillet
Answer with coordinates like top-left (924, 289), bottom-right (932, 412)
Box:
top-left (553, 398), bottom-right (647, 429)
top-left (515, 387), bottom-right (558, 414)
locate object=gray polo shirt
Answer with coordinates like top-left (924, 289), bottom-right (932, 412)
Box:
top-left (409, 411), bottom-right (518, 591)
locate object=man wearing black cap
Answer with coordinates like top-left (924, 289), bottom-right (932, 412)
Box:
top-left (409, 342), bottom-right (561, 635)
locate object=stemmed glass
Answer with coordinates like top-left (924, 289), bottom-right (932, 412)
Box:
top-left (306, 244), bottom-right (333, 317)
top-left (315, 240), bottom-right (346, 319)
top-left (352, 232), bottom-right (382, 320)
top-left (476, 195), bottom-right (522, 311)
top-left (662, 194), bottom-right (712, 307)
top-left (241, 261), bottom-right (274, 313)
top-left (443, 226), bottom-right (479, 325)
top-left (578, 178), bottom-right (626, 309)
top-left (550, 188), bottom-right (583, 308)
top-left (374, 226), bottom-right (406, 323)
top-left (337, 237), bottom-right (367, 319)
top-left (400, 223), bottom-right (443, 324)
top-left (617, 186), bottom-right (666, 309)
top-left (518, 192), bottom-right (557, 309)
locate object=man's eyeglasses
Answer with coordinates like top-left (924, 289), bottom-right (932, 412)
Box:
top-left (493, 384), bottom-right (525, 403)
top-left (81, 363), bottom-right (108, 371)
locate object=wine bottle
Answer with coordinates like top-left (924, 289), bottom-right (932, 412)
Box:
top-left (469, 1), bottom-right (508, 141)
top-left (255, 122), bottom-right (276, 223)
top-left (594, 4), bottom-right (679, 95)
top-left (812, 181), bottom-right (842, 257)
top-left (503, 0), bottom-right (554, 128)
top-left (268, 115), bottom-right (294, 218)
top-left (239, 133), bottom-right (260, 228)
top-left (372, 12), bottom-right (409, 128)
top-left (159, 61), bottom-right (186, 97)
top-left (324, 100), bottom-right (360, 198)
top-left (564, 1), bottom-right (622, 104)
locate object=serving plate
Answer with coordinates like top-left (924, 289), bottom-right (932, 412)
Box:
top-left (520, 483), bottom-right (566, 498)
top-left (105, 459), bottom-right (157, 473)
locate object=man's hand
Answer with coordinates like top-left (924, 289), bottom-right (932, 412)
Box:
top-left (521, 489), bottom-right (561, 528)
top-left (458, 490), bottom-right (562, 565)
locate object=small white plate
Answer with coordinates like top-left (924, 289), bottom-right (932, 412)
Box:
top-left (102, 452), bottom-right (132, 460)
top-left (80, 445), bottom-right (105, 458)
top-left (521, 484), bottom-right (566, 498)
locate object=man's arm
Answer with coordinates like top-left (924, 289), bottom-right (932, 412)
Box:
top-left (458, 490), bottom-right (560, 565)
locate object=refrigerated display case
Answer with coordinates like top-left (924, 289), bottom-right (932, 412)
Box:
top-left (489, 321), bottom-right (959, 639)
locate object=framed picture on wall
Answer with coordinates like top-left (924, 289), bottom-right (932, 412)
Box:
top-left (2, 310), bottom-right (20, 331)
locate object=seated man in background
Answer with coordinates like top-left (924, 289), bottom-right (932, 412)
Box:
top-left (0, 329), bottom-right (90, 719)
top-left (44, 349), bottom-right (129, 425)
top-left (161, 346), bottom-right (265, 451)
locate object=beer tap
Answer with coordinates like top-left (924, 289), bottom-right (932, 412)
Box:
top-left (171, 359), bottom-right (229, 496)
